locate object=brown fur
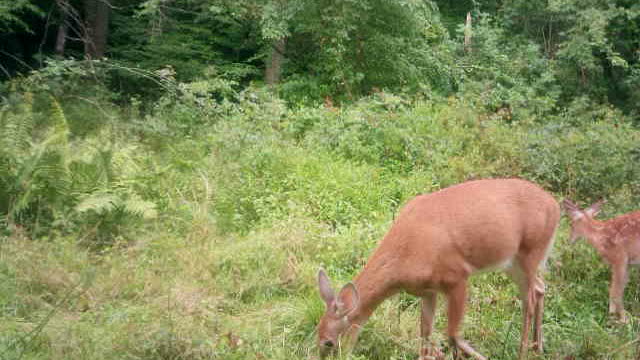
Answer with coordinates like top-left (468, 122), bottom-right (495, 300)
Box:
top-left (317, 178), bottom-right (560, 360)
top-left (563, 199), bottom-right (640, 322)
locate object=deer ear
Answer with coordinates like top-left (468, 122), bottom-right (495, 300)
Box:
top-left (318, 269), bottom-right (335, 306)
top-left (562, 199), bottom-right (583, 220)
top-left (335, 282), bottom-right (359, 316)
top-left (585, 199), bottom-right (606, 217)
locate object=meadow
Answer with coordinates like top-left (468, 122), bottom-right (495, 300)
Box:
top-left (2, 69), bottom-right (640, 359)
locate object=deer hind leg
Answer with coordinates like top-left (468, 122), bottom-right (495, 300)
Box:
top-left (532, 276), bottom-right (545, 353)
top-left (506, 260), bottom-right (540, 360)
top-left (446, 280), bottom-right (487, 360)
top-left (420, 292), bottom-right (443, 360)
top-left (609, 261), bottom-right (629, 323)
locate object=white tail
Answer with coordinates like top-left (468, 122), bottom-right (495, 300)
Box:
top-left (317, 179), bottom-right (560, 360)
top-left (563, 199), bottom-right (640, 322)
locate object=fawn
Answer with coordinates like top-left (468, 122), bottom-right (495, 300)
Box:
top-left (563, 199), bottom-right (640, 322)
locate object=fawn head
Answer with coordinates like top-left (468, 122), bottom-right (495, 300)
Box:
top-left (562, 199), bottom-right (605, 243)
top-left (317, 269), bottom-right (359, 358)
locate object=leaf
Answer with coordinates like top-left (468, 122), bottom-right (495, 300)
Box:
top-left (121, 195), bottom-right (157, 219)
top-left (75, 192), bottom-right (119, 214)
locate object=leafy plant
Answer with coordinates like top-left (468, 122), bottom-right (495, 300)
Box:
top-left (524, 113), bottom-right (640, 200)
top-left (0, 92), bottom-right (155, 244)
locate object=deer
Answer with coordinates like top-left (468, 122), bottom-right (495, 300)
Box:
top-left (316, 178), bottom-right (560, 360)
top-left (562, 199), bottom-right (640, 323)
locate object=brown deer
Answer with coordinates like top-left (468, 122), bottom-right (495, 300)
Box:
top-left (317, 179), bottom-right (560, 360)
top-left (563, 199), bottom-right (640, 323)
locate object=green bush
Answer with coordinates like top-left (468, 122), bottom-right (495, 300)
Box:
top-left (3, 71), bottom-right (640, 360)
top-left (457, 15), bottom-right (560, 121)
top-left (0, 93), bottom-right (155, 244)
top-left (524, 115), bottom-right (640, 201)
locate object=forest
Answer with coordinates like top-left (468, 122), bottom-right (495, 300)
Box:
top-left (1, 0), bottom-right (640, 359)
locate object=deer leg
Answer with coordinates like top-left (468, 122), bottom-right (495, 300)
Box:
top-left (532, 276), bottom-right (545, 353)
top-left (420, 292), bottom-right (442, 360)
top-left (506, 260), bottom-right (537, 360)
top-left (520, 281), bottom-right (535, 360)
top-left (446, 280), bottom-right (487, 360)
top-left (609, 261), bottom-right (629, 323)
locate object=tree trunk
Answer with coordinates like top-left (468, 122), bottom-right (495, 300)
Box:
top-left (84, 0), bottom-right (110, 59)
top-left (265, 37), bottom-right (286, 86)
top-left (55, 16), bottom-right (68, 56)
top-left (464, 12), bottom-right (472, 53)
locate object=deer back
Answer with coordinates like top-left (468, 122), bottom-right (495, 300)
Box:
top-left (604, 211), bottom-right (640, 264)
top-left (367, 178), bottom-right (560, 287)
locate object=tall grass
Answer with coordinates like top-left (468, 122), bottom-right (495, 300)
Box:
top-left (1, 78), bottom-right (640, 359)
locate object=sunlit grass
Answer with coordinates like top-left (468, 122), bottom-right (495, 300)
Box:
top-left (1, 93), bottom-right (639, 360)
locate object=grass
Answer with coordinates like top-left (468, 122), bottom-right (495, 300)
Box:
top-left (2, 214), bottom-right (640, 360)
top-left (1, 90), bottom-right (640, 359)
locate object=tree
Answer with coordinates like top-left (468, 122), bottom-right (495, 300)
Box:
top-left (83, 0), bottom-right (111, 58)
top-left (500, 0), bottom-right (640, 109)
top-left (0, 0), bottom-right (42, 31)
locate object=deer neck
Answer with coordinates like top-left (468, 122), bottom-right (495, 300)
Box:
top-left (582, 218), bottom-right (610, 249)
top-left (345, 255), bottom-right (400, 326)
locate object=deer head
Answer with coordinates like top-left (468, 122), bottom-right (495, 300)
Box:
top-left (562, 199), bottom-right (605, 243)
top-left (317, 269), bottom-right (359, 358)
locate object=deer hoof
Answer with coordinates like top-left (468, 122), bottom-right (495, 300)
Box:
top-left (419, 347), bottom-right (445, 360)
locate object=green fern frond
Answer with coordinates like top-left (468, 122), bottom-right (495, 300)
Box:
top-left (75, 192), bottom-right (119, 215)
top-left (0, 93), bottom-right (35, 154)
top-left (48, 96), bottom-right (70, 153)
top-left (121, 194), bottom-right (157, 219)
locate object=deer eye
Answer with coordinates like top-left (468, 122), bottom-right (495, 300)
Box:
top-left (323, 340), bottom-right (334, 348)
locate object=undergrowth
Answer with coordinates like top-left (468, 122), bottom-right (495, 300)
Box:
top-left (1, 67), bottom-right (640, 359)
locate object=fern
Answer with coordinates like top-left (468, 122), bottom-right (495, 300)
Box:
top-left (48, 96), bottom-right (70, 151)
top-left (1, 91), bottom-right (156, 243)
top-left (75, 192), bottom-right (119, 214)
top-left (0, 92), bottom-right (34, 155)
top-left (121, 194), bottom-right (157, 219)
top-left (1, 95), bottom-right (73, 230)
top-left (76, 192), bottom-right (156, 219)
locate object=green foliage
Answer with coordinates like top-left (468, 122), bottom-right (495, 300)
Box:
top-left (0, 93), bottom-right (70, 230)
top-left (0, 88), bottom-right (155, 244)
top-left (525, 107), bottom-right (640, 200)
top-left (457, 14), bottom-right (560, 119)
top-left (145, 67), bottom-right (242, 135)
top-left (1, 0), bottom-right (640, 117)
top-left (1, 81), bottom-right (640, 360)
top-left (206, 94), bottom-right (404, 233)
top-left (16, 59), bottom-right (111, 98)
top-left (110, 0), bottom-right (261, 86)
top-left (0, 0), bottom-right (42, 31)
top-left (287, 0), bottom-right (458, 98)
top-left (4, 2), bottom-right (640, 358)
top-left (500, 0), bottom-right (640, 112)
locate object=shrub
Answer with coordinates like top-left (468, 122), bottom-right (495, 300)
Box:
top-left (0, 93), bottom-right (155, 244)
top-left (524, 115), bottom-right (640, 201)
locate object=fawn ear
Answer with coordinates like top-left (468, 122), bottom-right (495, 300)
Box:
top-left (562, 199), bottom-right (583, 220)
top-left (585, 199), bottom-right (606, 217)
top-left (318, 269), bottom-right (335, 306)
top-left (335, 282), bottom-right (359, 316)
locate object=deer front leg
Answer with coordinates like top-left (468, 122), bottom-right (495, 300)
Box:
top-left (609, 261), bottom-right (629, 323)
top-left (420, 292), bottom-right (443, 360)
top-left (446, 280), bottom-right (487, 360)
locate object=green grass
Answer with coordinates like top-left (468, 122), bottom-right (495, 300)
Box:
top-left (1, 88), bottom-right (640, 359)
top-left (2, 220), bottom-right (639, 360)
